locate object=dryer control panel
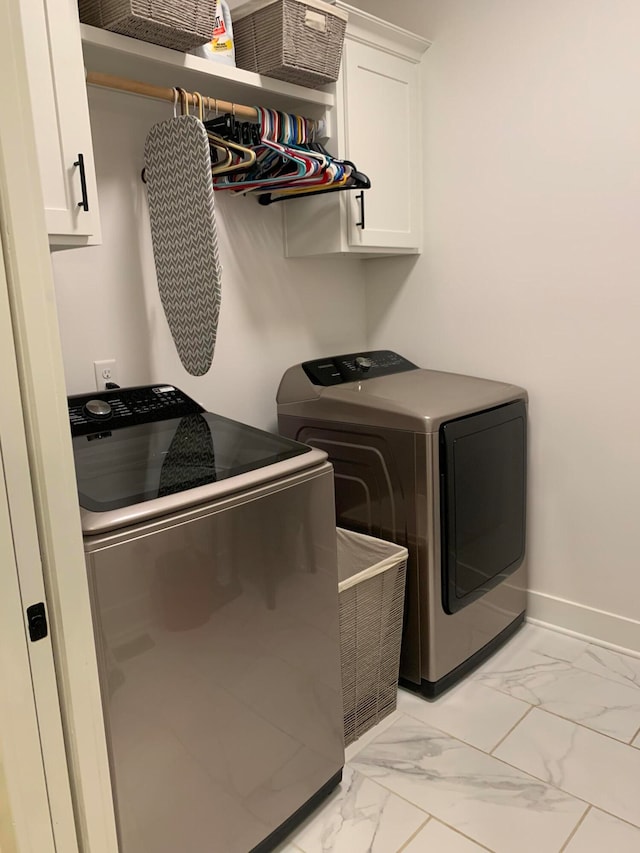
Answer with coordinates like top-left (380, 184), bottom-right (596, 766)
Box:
top-left (68, 384), bottom-right (204, 436)
top-left (302, 351), bottom-right (418, 386)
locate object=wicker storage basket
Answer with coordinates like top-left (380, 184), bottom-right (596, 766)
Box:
top-left (232, 0), bottom-right (348, 89)
top-left (78, 0), bottom-right (217, 51)
top-left (337, 528), bottom-right (408, 747)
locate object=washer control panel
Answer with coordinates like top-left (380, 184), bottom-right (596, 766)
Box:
top-left (302, 351), bottom-right (418, 386)
top-left (68, 385), bottom-right (204, 436)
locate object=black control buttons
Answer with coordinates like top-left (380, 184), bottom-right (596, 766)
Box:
top-left (302, 351), bottom-right (419, 386)
top-left (68, 385), bottom-right (205, 437)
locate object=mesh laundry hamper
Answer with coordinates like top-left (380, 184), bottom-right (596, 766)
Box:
top-left (232, 0), bottom-right (348, 88)
top-left (337, 528), bottom-right (407, 746)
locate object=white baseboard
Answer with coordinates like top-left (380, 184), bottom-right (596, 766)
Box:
top-left (527, 589), bottom-right (640, 659)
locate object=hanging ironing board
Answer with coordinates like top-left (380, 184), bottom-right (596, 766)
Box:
top-left (144, 114), bottom-right (222, 377)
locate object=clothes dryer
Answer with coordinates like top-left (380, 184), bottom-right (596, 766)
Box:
top-left (277, 352), bottom-right (527, 697)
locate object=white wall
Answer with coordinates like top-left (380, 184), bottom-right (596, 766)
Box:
top-left (50, 2), bottom-right (640, 647)
top-left (362, 0), bottom-right (640, 646)
top-left (52, 88), bottom-right (366, 430)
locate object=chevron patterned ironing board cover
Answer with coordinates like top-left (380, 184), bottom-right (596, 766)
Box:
top-left (144, 115), bottom-right (222, 376)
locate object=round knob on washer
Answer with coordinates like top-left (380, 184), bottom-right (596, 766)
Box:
top-left (84, 399), bottom-right (112, 419)
top-left (355, 356), bottom-right (373, 372)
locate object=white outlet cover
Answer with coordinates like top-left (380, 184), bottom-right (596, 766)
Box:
top-left (93, 359), bottom-right (117, 391)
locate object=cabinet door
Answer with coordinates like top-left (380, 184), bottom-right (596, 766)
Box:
top-left (342, 40), bottom-right (421, 251)
top-left (21, 0), bottom-right (101, 243)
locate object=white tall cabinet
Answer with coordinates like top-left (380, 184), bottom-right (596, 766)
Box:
top-left (1, 0), bottom-right (118, 848)
top-left (19, 0), bottom-right (101, 246)
top-left (284, 3), bottom-right (430, 257)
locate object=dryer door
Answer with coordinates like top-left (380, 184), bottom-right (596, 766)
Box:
top-left (440, 400), bottom-right (527, 614)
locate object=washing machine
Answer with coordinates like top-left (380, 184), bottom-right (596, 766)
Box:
top-left (68, 384), bottom-right (344, 853)
top-left (277, 351), bottom-right (528, 698)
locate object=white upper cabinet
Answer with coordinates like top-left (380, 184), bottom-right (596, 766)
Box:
top-left (284, 3), bottom-right (430, 258)
top-left (20, 0), bottom-right (101, 246)
top-left (342, 41), bottom-right (420, 251)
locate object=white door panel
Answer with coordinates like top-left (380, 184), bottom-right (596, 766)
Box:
top-left (0, 1), bottom-right (117, 845)
top-left (0, 439), bottom-right (56, 853)
top-left (0, 209), bottom-right (79, 851)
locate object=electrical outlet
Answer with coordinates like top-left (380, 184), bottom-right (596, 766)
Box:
top-left (94, 359), bottom-right (118, 391)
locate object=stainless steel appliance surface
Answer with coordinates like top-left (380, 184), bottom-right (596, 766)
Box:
top-left (69, 384), bottom-right (344, 853)
top-left (277, 351), bottom-right (528, 698)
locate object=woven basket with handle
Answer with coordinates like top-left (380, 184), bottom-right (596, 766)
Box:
top-left (79, 0), bottom-right (217, 51)
top-left (233, 0), bottom-right (348, 89)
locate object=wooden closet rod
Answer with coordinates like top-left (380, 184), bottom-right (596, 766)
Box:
top-left (86, 71), bottom-right (259, 121)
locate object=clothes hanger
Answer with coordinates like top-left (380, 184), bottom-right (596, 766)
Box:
top-left (253, 112), bottom-right (372, 203)
top-left (256, 155), bottom-right (371, 204)
top-left (212, 107), bottom-right (313, 192)
top-left (207, 106), bottom-right (367, 201)
top-left (193, 91), bottom-right (203, 120)
top-left (204, 99), bottom-right (234, 173)
top-left (257, 158), bottom-right (371, 202)
top-left (210, 136), bottom-right (256, 175)
top-left (205, 100), bottom-right (257, 176)
top-left (140, 86), bottom-right (181, 184)
top-left (247, 109), bottom-right (326, 187)
top-left (253, 109), bottom-right (317, 180)
top-left (176, 87), bottom-right (190, 116)
top-left (200, 100), bottom-right (252, 174)
top-left (248, 110), bottom-right (350, 200)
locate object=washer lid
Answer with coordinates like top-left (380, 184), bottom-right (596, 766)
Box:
top-left (277, 366), bottom-right (527, 433)
top-left (73, 411), bottom-right (320, 528)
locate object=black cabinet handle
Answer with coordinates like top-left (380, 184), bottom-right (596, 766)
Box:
top-left (74, 153), bottom-right (89, 212)
top-left (355, 191), bottom-right (366, 229)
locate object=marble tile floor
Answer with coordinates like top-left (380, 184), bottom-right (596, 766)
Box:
top-left (276, 624), bottom-right (640, 853)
